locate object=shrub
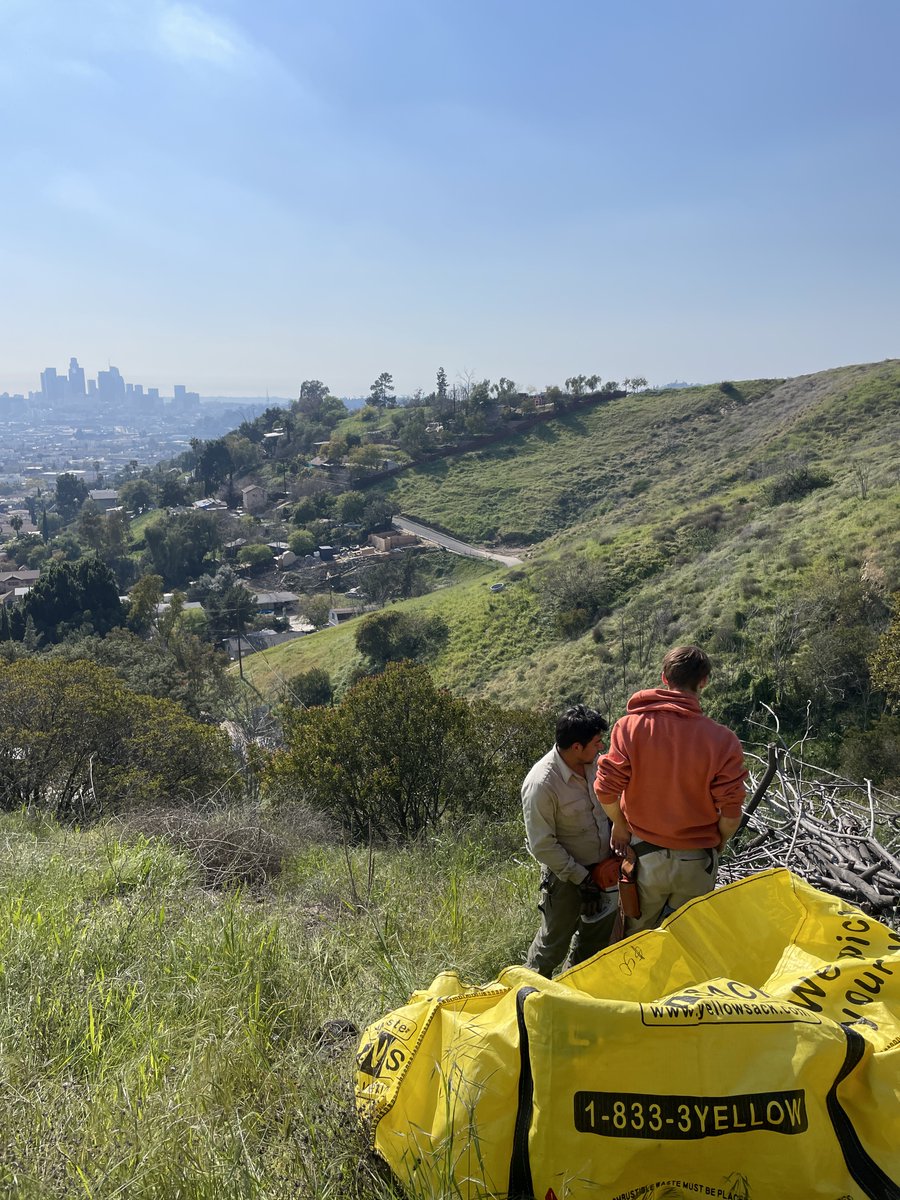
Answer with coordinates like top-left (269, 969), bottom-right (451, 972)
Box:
top-left (288, 528), bottom-right (316, 556)
top-left (118, 805), bottom-right (320, 890)
top-left (0, 659), bottom-right (236, 817)
top-left (354, 610), bottom-right (449, 670)
top-left (237, 543), bottom-right (274, 570)
top-left (870, 599), bottom-right (900, 711)
top-left (289, 667), bottom-right (333, 708)
top-left (264, 663), bottom-right (549, 842)
top-left (538, 557), bottom-right (615, 638)
top-left (839, 716), bottom-right (900, 792)
top-left (762, 467), bottom-right (833, 506)
top-left (719, 381), bottom-right (743, 399)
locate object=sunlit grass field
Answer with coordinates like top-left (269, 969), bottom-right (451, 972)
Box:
top-left (0, 811), bottom-right (535, 1199)
top-left (240, 563), bottom-right (546, 699)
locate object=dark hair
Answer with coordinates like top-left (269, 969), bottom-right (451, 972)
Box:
top-left (661, 645), bottom-right (712, 691)
top-left (555, 704), bottom-right (608, 750)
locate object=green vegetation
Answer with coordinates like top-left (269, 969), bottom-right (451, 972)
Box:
top-left (267, 662), bottom-right (549, 841)
top-left (0, 809), bottom-right (536, 1198)
top-left (379, 377), bottom-right (780, 543)
top-left (0, 658), bottom-right (235, 815)
top-left (13, 556), bottom-right (124, 645)
top-left (247, 361), bottom-right (900, 784)
top-left (354, 610), bottom-right (449, 671)
top-left (240, 564), bottom-right (544, 698)
top-left (0, 357), bottom-right (898, 1193)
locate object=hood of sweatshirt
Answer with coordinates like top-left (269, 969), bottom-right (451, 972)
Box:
top-left (625, 687), bottom-right (704, 718)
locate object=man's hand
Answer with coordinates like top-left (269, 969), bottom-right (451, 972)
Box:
top-left (716, 813), bottom-right (741, 851)
top-left (610, 821), bottom-right (632, 856)
top-left (578, 875), bottom-right (605, 917)
top-left (597, 792), bottom-right (632, 856)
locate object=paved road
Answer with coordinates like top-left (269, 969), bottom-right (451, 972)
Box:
top-left (392, 515), bottom-right (523, 566)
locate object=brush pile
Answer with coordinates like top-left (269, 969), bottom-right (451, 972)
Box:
top-left (722, 745), bottom-right (900, 922)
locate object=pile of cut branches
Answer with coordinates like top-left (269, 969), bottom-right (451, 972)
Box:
top-left (722, 744), bottom-right (900, 923)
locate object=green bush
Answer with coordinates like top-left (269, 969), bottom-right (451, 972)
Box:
top-left (288, 667), bottom-right (333, 708)
top-left (762, 467), bottom-right (833, 506)
top-left (0, 658), bottom-right (236, 817)
top-left (237, 544), bottom-right (275, 570)
top-left (839, 716), bottom-right (900, 792)
top-left (264, 662), bottom-right (549, 841)
top-left (288, 528), bottom-right (316, 556)
top-left (354, 610), bottom-right (449, 670)
top-left (870, 599), bottom-right (900, 711)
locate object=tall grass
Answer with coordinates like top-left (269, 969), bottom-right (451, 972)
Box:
top-left (0, 811), bottom-right (535, 1198)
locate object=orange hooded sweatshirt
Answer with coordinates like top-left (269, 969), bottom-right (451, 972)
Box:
top-left (593, 688), bottom-right (747, 849)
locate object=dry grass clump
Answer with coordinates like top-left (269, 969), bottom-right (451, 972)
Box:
top-left (119, 802), bottom-right (337, 890)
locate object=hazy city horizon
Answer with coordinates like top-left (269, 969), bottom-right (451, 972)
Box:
top-left (3, 6), bottom-right (898, 397)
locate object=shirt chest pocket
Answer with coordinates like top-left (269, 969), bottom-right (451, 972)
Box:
top-left (555, 788), bottom-right (594, 838)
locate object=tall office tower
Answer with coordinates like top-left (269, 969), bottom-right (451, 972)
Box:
top-left (97, 365), bottom-right (126, 403)
top-left (173, 384), bottom-right (187, 403)
top-left (87, 379), bottom-right (97, 396)
top-left (147, 387), bottom-right (159, 401)
top-left (68, 357), bottom-right (86, 398)
top-left (40, 367), bottom-right (61, 401)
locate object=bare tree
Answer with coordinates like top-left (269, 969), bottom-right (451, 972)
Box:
top-left (850, 461), bottom-right (871, 500)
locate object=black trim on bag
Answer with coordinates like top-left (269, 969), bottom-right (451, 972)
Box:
top-left (828, 1026), bottom-right (900, 1199)
top-left (507, 986), bottom-right (539, 1200)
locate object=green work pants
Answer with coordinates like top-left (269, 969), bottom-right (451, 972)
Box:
top-left (525, 870), bottom-right (617, 978)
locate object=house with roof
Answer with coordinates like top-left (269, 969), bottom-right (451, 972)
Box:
top-left (0, 569), bottom-right (40, 596)
top-left (225, 628), bottom-right (307, 659)
top-left (251, 590), bottom-right (299, 616)
top-left (88, 488), bottom-right (119, 512)
top-left (242, 484), bottom-right (267, 513)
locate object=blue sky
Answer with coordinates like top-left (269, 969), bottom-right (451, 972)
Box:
top-left (2, 0), bottom-right (899, 397)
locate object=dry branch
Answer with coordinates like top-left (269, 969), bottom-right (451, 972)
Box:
top-left (722, 748), bottom-right (900, 923)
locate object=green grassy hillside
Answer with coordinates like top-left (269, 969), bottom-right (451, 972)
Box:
top-left (240, 360), bottom-right (899, 765)
top-left (380, 377), bottom-right (784, 544)
top-left (241, 562), bottom-right (543, 697)
top-left (380, 363), bottom-right (897, 548)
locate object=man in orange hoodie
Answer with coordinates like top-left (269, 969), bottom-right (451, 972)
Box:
top-left (593, 645), bottom-right (747, 933)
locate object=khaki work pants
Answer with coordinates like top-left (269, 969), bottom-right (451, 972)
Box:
top-left (624, 844), bottom-right (718, 935)
top-left (525, 870), bottom-right (617, 978)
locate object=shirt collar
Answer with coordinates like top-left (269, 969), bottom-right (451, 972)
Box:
top-left (552, 746), bottom-right (588, 785)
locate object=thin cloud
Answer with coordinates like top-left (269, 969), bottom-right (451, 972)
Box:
top-left (40, 168), bottom-right (171, 251)
top-left (157, 4), bottom-right (248, 70)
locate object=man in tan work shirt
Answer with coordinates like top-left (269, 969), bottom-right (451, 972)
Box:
top-left (522, 704), bottom-right (615, 976)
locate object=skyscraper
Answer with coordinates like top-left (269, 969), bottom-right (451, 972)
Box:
top-left (40, 367), bottom-right (62, 402)
top-left (97, 365), bottom-right (126, 403)
top-left (68, 357), bottom-right (86, 398)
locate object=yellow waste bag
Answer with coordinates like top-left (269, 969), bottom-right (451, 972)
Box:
top-left (355, 869), bottom-right (900, 1200)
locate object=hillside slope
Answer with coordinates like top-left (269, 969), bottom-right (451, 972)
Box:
top-left (242, 360), bottom-right (899, 746)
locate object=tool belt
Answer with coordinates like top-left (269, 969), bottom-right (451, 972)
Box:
top-left (616, 847), bottom-right (640, 919)
top-left (590, 847), bottom-right (641, 939)
top-left (632, 839), bottom-right (665, 858)
top-left (632, 840), bottom-right (718, 876)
